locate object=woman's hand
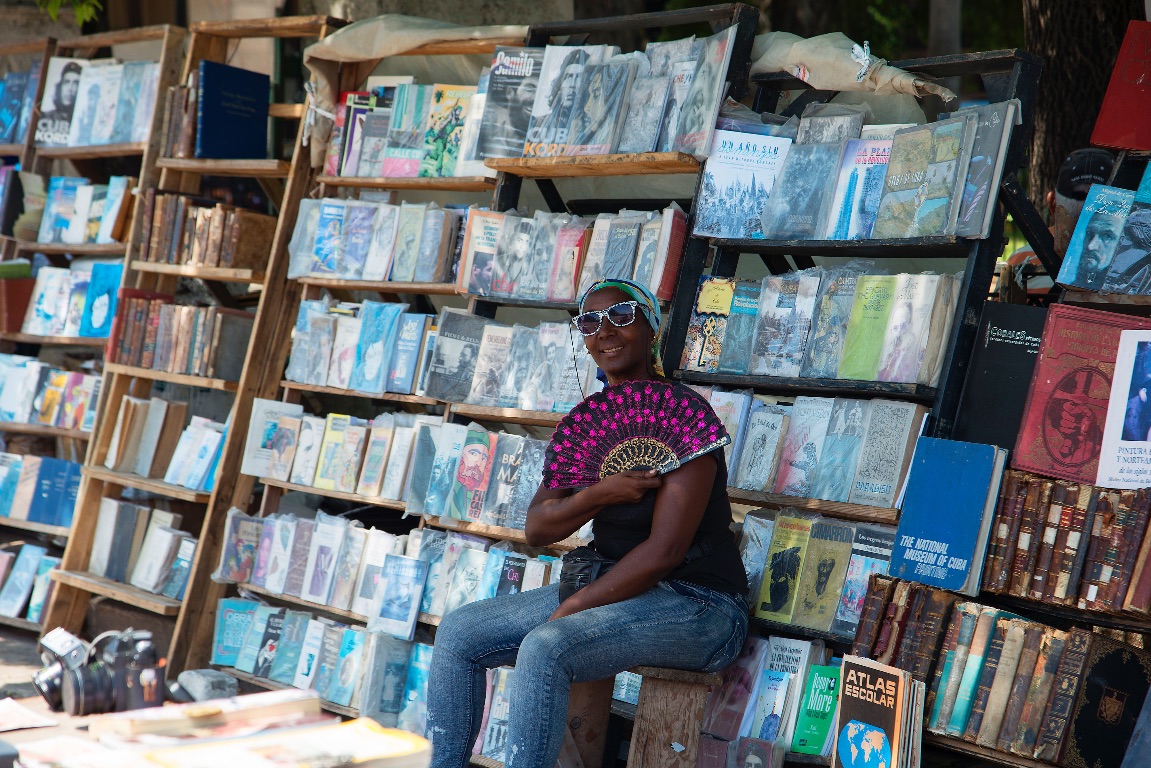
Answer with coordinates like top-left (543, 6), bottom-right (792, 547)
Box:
top-left (587, 469), bottom-right (662, 507)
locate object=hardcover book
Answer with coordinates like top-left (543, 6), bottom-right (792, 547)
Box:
top-left (694, 130), bottom-right (791, 239)
top-left (1055, 184), bottom-right (1135, 291)
top-left (195, 61), bottom-right (270, 160)
top-left (871, 115), bottom-right (976, 238)
top-left (1013, 304), bottom-right (1151, 484)
top-left (1062, 635), bottom-right (1151, 768)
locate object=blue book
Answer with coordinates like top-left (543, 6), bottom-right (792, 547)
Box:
top-left (1055, 184), bottom-right (1135, 291)
top-left (78, 262), bottom-right (123, 338)
top-left (25, 555), bottom-right (60, 623)
top-left (268, 610), bottom-right (311, 685)
top-left (310, 200), bottom-right (344, 275)
top-left (37, 177), bottom-right (89, 244)
top-left (889, 437), bottom-right (1006, 595)
top-left (326, 627), bottom-right (366, 706)
top-left (233, 605), bottom-right (281, 674)
top-left (195, 60), bottom-right (270, 160)
top-left (388, 313), bottom-right (430, 394)
top-left (349, 301), bottom-right (404, 395)
top-left (211, 597), bottom-right (259, 666)
top-left (55, 462), bottom-right (81, 528)
top-left (337, 203), bottom-right (375, 279)
top-left (0, 455), bottom-right (21, 516)
top-left (28, 457), bottom-right (66, 526)
top-left (0, 544), bottom-right (46, 618)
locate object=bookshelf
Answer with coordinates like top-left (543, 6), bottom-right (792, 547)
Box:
top-left (40, 18), bottom-right (350, 664)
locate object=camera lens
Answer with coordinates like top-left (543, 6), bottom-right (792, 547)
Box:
top-left (62, 662), bottom-right (116, 717)
top-left (31, 662), bottom-right (64, 712)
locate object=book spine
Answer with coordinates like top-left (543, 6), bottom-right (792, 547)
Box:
top-left (140, 301), bottom-right (161, 369)
top-left (933, 606), bottom-right (977, 733)
top-left (655, 209), bottom-right (687, 302)
top-left (158, 86), bottom-right (176, 158)
top-left (1052, 484), bottom-right (1090, 603)
top-left (1011, 629), bottom-right (1066, 756)
top-left (1082, 492), bottom-right (1124, 610)
top-left (891, 584), bottom-right (926, 673)
top-left (945, 608), bottom-right (997, 736)
top-left (1110, 487), bottom-right (1150, 609)
top-left (1009, 478), bottom-right (1052, 596)
top-left (850, 573), bottom-right (893, 658)
top-left (962, 618), bottom-right (1008, 741)
top-left (925, 601), bottom-right (965, 721)
top-left (910, 590), bottom-right (958, 684)
top-left (873, 582), bottom-right (911, 666)
top-left (139, 188), bottom-right (156, 263)
top-left (1031, 481), bottom-right (1073, 599)
top-left (1067, 488), bottom-right (1098, 605)
top-left (995, 624), bottom-right (1043, 751)
top-left (1032, 628), bottom-right (1092, 762)
top-left (177, 72), bottom-right (197, 159)
top-left (983, 470), bottom-right (1022, 593)
top-left (1123, 501), bottom-right (1151, 612)
top-left (975, 619), bottom-right (1028, 748)
top-left (1096, 490), bottom-right (1136, 609)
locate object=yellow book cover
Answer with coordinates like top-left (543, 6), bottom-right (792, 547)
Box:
top-left (793, 519), bottom-right (856, 632)
top-left (755, 512), bottom-right (815, 623)
top-left (312, 414), bottom-right (349, 491)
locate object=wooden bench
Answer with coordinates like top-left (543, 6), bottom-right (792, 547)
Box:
top-left (472, 666), bottom-right (722, 768)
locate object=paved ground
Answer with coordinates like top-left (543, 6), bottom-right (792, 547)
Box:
top-left (0, 625), bottom-right (42, 699)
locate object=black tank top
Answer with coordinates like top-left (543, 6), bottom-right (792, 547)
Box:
top-left (591, 443), bottom-right (749, 597)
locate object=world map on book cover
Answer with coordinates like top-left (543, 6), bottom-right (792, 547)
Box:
top-left (1013, 304), bottom-right (1151, 484)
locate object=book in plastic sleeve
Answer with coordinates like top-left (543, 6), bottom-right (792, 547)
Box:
top-left (673, 26), bottom-right (735, 159)
top-left (751, 272), bottom-right (820, 377)
top-left (477, 47), bottom-right (545, 160)
top-left (760, 142), bottom-right (846, 240)
top-left (823, 139), bottom-right (891, 240)
top-left (565, 60), bottom-right (635, 155)
top-left (772, 397), bottom-right (833, 498)
top-left (755, 512), bottom-right (814, 622)
top-left (523, 44), bottom-right (612, 158)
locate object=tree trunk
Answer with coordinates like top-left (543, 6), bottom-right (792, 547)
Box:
top-left (1022, 0), bottom-right (1142, 208)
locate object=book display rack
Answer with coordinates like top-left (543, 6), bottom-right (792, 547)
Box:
top-left (39, 17), bottom-right (349, 655)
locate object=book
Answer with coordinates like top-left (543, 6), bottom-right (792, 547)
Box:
top-left (601, 215), bottom-right (644, 281)
top-left (326, 627), bottom-right (366, 706)
top-left (954, 101), bottom-right (1018, 239)
top-left (523, 45), bottom-right (611, 157)
top-left (751, 272), bottom-right (820, 377)
top-left (195, 61), bottom-right (270, 159)
top-left (755, 512), bottom-right (814, 622)
top-left (616, 74), bottom-right (671, 154)
top-left (1101, 199), bottom-right (1151, 294)
top-left (713, 279), bottom-right (761, 376)
top-left (212, 508), bottom-right (260, 584)
top-left (350, 301), bottom-right (404, 395)
top-left (849, 399), bottom-right (926, 507)
top-left (423, 309), bottom-right (490, 404)
top-left (673, 27), bottom-right (735, 158)
top-left (289, 415), bottom-right (325, 487)
top-left (1097, 329), bottom-right (1151, 487)
top-left (838, 274), bottom-right (896, 381)
top-left (765, 636), bottom-right (823, 747)
top-left (830, 525), bottom-right (896, 639)
top-left (702, 635), bottom-right (770, 740)
top-left (810, 399), bottom-right (870, 502)
top-left (466, 325), bottom-right (513, 407)
top-left (479, 433), bottom-right (525, 528)
top-left (78, 262), bottom-right (123, 338)
top-left (68, 64), bottom-right (121, 146)
top-left (750, 669), bottom-right (793, 742)
top-left (680, 277), bottom-right (737, 373)
top-left (760, 142), bottom-right (845, 240)
top-left (251, 608), bottom-right (286, 679)
top-left (459, 210), bottom-right (504, 295)
top-left (891, 437), bottom-right (1005, 595)
top-left (281, 519), bottom-right (314, 599)
top-left (792, 519), bottom-right (855, 632)
top-left (772, 396), bottom-right (833, 498)
top-left (801, 268), bottom-right (863, 379)
top-left (1091, 20), bottom-right (1151, 151)
top-left (210, 598), bottom-right (258, 667)
top-left (310, 199), bottom-right (345, 276)
top-left (418, 84), bottom-right (474, 177)
top-left (301, 513), bottom-right (345, 604)
top-left (368, 554), bottom-right (428, 641)
top-left (565, 61), bottom-right (634, 155)
top-left (951, 302), bottom-right (1046, 450)
top-left (292, 618), bottom-right (327, 690)
top-left (823, 139), bottom-right (892, 240)
top-left (694, 131), bottom-right (791, 240)
top-left (240, 398), bottom-right (304, 479)
top-left (336, 201), bottom-right (376, 279)
top-left (35, 57), bottom-right (88, 147)
top-left (0, 544), bottom-right (45, 617)
top-left (160, 536), bottom-right (196, 600)
top-left (1013, 304), bottom-right (1151, 483)
top-left (791, 665), bottom-right (841, 755)
top-left (732, 404), bottom-right (788, 492)
top-left (477, 47), bottom-right (545, 159)
top-left (833, 656), bottom-right (909, 768)
top-left (872, 115), bottom-right (977, 238)
top-left (328, 527), bottom-right (367, 611)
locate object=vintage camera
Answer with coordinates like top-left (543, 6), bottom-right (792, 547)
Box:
top-left (32, 627), bottom-right (167, 716)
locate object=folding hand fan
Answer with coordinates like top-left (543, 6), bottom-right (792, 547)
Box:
top-left (543, 380), bottom-right (730, 489)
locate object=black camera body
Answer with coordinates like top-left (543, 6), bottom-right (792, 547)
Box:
top-left (33, 627), bottom-right (167, 716)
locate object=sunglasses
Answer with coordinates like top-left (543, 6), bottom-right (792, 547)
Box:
top-left (571, 300), bottom-right (639, 336)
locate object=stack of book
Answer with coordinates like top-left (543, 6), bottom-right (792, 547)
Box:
top-left (0, 454), bottom-right (82, 528)
top-left (109, 291), bottom-right (253, 381)
top-left (87, 497), bottom-right (196, 598)
top-left (474, 32), bottom-right (733, 160)
top-left (694, 99), bottom-right (1018, 241)
top-left (35, 175), bottom-right (135, 246)
top-left (160, 60), bottom-right (269, 160)
top-left (0, 356), bottom-right (101, 433)
top-left (139, 190), bottom-right (276, 270)
top-left (0, 62), bottom-right (41, 145)
top-left (21, 263), bottom-right (124, 339)
top-left (211, 596), bottom-right (430, 728)
top-left (697, 385), bottom-right (925, 507)
top-left (742, 509), bottom-right (896, 640)
top-left (0, 543), bottom-right (59, 623)
top-left (457, 204), bottom-right (687, 303)
top-left (102, 394), bottom-right (224, 493)
top-left (682, 269), bottom-right (959, 387)
top-left (855, 574), bottom-right (1151, 767)
top-left (299, 198), bottom-right (463, 283)
top-left (1055, 166), bottom-right (1151, 294)
top-left (34, 57), bottom-right (158, 148)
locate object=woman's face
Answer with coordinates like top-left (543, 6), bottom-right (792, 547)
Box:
top-left (580, 286), bottom-right (654, 385)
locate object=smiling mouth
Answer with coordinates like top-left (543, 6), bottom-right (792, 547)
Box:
top-left (601, 346), bottom-right (624, 355)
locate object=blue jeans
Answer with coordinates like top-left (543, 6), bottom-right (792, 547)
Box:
top-left (426, 581), bottom-right (748, 768)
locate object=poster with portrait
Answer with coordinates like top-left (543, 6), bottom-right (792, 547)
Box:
top-left (35, 57), bottom-right (88, 147)
top-left (1098, 330), bottom-right (1151, 487)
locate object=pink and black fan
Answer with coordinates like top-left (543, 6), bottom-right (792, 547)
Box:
top-left (542, 380), bottom-right (730, 489)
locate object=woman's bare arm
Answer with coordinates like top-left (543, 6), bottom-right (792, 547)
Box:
top-left (523, 469), bottom-right (662, 547)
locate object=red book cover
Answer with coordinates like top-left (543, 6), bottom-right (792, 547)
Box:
top-left (656, 207), bottom-right (688, 302)
top-left (1013, 304), bottom-right (1151, 484)
top-left (1091, 20), bottom-right (1151, 151)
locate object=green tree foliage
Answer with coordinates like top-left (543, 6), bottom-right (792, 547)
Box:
top-left (37, 0), bottom-right (103, 26)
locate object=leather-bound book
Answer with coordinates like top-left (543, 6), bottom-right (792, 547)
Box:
top-left (962, 617), bottom-right (1009, 742)
top-left (1051, 484), bottom-right (1093, 604)
top-left (909, 588), bottom-right (960, 685)
top-left (975, 618), bottom-right (1028, 748)
top-left (1079, 490), bottom-right (1120, 609)
top-left (995, 623), bottom-right (1045, 752)
top-left (874, 580), bottom-right (912, 666)
top-left (1010, 628), bottom-right (1067, 756)
top-left (851, 573), bottom-right (894, 658)
top-left (891, 583), bottom-right (927, 673)
top-left (1109, 487), bottom-right (1151, 609)
top-left (1031, 480), bottom-right (1076, 599)
top-left (1009, 477), bottom-right (1052, 596)
top-left (925, 601), bottom-right (967, 724)
top-left (983, 469), bottom-right (1028, 593)
top-left (932, 603), bottom-right (979, 733)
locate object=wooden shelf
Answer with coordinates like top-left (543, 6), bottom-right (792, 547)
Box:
top-left (298, 277), bottom-right (458, 295)
top-left (157, 157), bottom-right (290, 177)
top-left (50, 570), bottom-right (182, 616)
top-left (726, 488), bottom-right (900, 526)
top-left (470, 295), bottom-right (578, 311)
top-left (280, 380), bottom-right (440, 406)
top-left (103, 362), bottom-right (240, 392)
top-left (749, 616), bottom-right (853, 646)
top-left (1060, 288), bottom-right (1151, 306)
top-left (448, 403), bottom-right (564, 428)
top-left (314, 174), bottom-right (496, 191)
top-left (675, 370), bottom-right (938, 403)
top-left (0, 332), bottom-right (107, 347)
top-left (923, 734), bottom-right (1054, 768)
top-left (35, 141), bottom-right (147, 159)
top-left (423, 515), bottom-right (582, 552)
top-left (0, 516), bottom-right (70, 538)
top-left (81, 465), bottom-right (211, 504)
top-left (0, 143), bottom-right (22, 156)
top-left (237, 580), bottom-right (441, 628)
top-left (14, 241), bottom-right (127, 256)
top-left (711, 235), bottom-right (970, 258)
top-left (258, 477), bottom-right (407, 511)
top-left (0, 614), bottom-right (41, 632)
top-left (0, 421), bottom-right (89, 440)
top-left (484, 152), bottom-right (699, 178)
top-left (130, 260), bottom-right (265, 284)
top-left (217, 666), bottom-right (359, 719)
